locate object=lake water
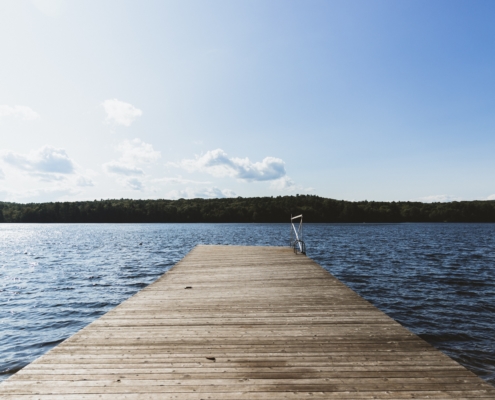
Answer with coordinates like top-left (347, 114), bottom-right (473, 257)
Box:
top-left (0, 223), bottom-right (494, 386)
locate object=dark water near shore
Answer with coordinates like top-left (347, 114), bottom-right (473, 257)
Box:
top-left (1, 223), bottom-right (494, 385)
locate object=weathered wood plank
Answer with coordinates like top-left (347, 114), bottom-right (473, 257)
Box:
top-left (1, 245), bottom-right (493, 399)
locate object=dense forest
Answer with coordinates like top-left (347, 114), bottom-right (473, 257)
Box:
top-left (1, 195), bottom-right (495, 223)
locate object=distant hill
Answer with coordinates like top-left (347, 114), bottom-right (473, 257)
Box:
top-left (1, 195), bottom-right (495, 223)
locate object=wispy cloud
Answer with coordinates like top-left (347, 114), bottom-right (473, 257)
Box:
top-left (417, 194), bottom-right (462, 203)
top-left (76, 176), bottom-right (94, 187)
top-left (126, 178), bottom-right (144, 191)
top-left (103, 161), bottom-right (144, 176)
top-left (29, 172), bottom-right (68, 182)
top-left (118, 139), bottom-right (160, 164)
top-left (1, 187), bottom-right (78, 203)
top-left (178, 149), bottom-right (286, 181)
top-left (270, 176), bottom-right (296, 190)
top-left (168, 187), bottom-right (236, 199)
top-left (103, 139), bottom-right (159, 177)
top-left (103, 139), bottom-right (160, 191)
top-left (0, 105), bottom-right (40, 120)
top-left (102, 99), bottom-right (142, 127)
top-left (270, 176), bottom-right (314, 193)
top-left (1, 145), bottom-right (75, 175)
top-left (152, 176), bottom-right (211, 185)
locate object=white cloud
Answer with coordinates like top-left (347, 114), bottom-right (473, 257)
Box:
top-left (417, 194), bottom-right (462, 203)
top-left (118, 139), bottom-right (160, 164)
top-left (1, 145), bottom-right (75, 175)
top-left (1, 187), bottom-right (78, 203)
top-left (102, 139), bottom-right (159, 179)
top-left (270, 176), bottom-right (296, 190)
top-left (167, 187), bottom-right (236, 199)
top-left (269, 176), bottom-right (314, 193)
top-left (102, 139), bottom-right (160, 192)
top-left (152, 176), bottom-right (211, 185)
top-left (29, 172), bottom-right (68, 182)
top-left (197, 187), bottom-right (236, 198)
top-left (0, 105), bottom-right (40, 120)
top-left (103, 161), bottom-right (144, 176)
top-left (0, 168), bottom-right (4, 180)
top-left (0, 147), bottom-right (97, 200)
top-left (76, 176), bottom-right (94, 187)
top-left (126, 178), bottom-right (144, 191)
top-left (179, 149), bottom-right (286, 181)
top-left (102, 99), bottom-right (142, 127)
top-left (487, 194), bottom-right (495, 200)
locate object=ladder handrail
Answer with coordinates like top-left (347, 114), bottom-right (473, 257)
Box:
top-left (290, 214), bottom-right (305, 254)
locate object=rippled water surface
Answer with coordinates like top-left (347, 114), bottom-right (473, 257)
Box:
top-left (1, 223), bottom-right (494, 385)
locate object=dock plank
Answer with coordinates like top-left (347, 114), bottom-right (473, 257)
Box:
top-left (1, 245), bottom-right (494, 399)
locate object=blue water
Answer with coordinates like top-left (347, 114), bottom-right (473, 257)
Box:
top-left (0, 223), bottom-right (494, 386)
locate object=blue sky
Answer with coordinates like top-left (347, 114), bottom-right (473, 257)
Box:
top-left (0, 0), bottom-right (494, 203)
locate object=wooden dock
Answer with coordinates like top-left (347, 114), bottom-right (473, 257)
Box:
top-left (1, 245), bottom-right (494, 399)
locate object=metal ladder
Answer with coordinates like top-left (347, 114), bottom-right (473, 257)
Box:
top-left (290, 214), bottom-right (306, 255)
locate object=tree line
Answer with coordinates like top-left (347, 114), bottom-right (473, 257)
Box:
top-left (1, 195), bottom-right (495, 223)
